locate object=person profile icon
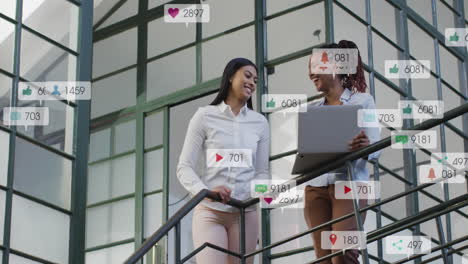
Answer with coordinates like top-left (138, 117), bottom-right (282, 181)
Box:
top-left (51, 85), bottom-right (61, 96)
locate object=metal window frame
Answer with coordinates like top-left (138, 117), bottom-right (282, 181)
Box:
top-left (0, 0), bottom-right (92, 264)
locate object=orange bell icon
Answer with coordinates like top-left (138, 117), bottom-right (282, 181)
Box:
top-left (427, 168), bottom-right (436, 180)
top-left (321, 51), bottom-right (329, 64)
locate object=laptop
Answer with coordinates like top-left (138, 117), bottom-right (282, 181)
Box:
top-left (291, 104), bottom-right (362, 174)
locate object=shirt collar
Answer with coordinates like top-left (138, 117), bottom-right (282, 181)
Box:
top-left (318, 88), bottom-right (353, 105)
top-left (340, 88), bottom-right (353, 102)
top-left (218, 101), bottom-right (248, 116)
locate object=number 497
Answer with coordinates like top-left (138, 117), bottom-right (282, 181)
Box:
top-left (407, 241), bottom-right (422, 249)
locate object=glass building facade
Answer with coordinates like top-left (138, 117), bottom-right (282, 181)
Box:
top-left (0, 0), bottom-right (467, 263)
top-left (0, 0), bottom-right (92, 263)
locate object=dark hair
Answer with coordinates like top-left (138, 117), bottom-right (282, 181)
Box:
top-left (210, 58), bottom-right (257, 109)
top-left (317, 40), bottom-right (367, 93)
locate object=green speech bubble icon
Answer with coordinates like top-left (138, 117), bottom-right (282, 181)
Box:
top-left (255, 184), bottom-right (268, 193)
top-left (395, 135), bottom-right (409, 144)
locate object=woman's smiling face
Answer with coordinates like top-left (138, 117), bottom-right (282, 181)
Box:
top-left (308, 54), bottom-right (341, 93)
top-left (230, 65), bottom-right (258, 101)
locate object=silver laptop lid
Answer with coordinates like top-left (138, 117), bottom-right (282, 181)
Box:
top-left (298, 104), bottom-right (362, 154)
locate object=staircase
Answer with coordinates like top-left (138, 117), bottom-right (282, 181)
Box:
top-left (124, 103), bottom-right (468, 264)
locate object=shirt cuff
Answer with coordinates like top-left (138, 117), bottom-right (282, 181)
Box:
top-left (367, 150), bottom-right (381, 161)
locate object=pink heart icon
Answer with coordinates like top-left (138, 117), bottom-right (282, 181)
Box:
top-left (168, 8), bottom-right (179, 18)
top-left (263, 197), bottom-right (273, 204)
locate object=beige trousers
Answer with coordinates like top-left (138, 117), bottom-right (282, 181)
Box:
top-left (192, 204), bottom-right (258, 264)
top-left (303, 185), bottom-right (367, 264)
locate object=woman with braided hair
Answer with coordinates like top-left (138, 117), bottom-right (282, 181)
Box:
top-left (303, 40), bottom-right (381, 264)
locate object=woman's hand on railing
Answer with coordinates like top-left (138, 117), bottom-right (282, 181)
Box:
top-left (209, 186), bottom-right (232, 204)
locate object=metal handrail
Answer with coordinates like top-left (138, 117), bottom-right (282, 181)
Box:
top-left (124, 102), bottom-right (468, 264)
top-left (306, 193), bottom-right (468, 264)
top-left (124, 189), bottom-right (256, 263)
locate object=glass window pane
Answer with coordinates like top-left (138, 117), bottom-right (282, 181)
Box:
top-left (144, 192), bottom-right (163, 238)
top-left (0, 18), bottom-right (15, 73)
top-left (449, 211), bottom-right (468, 245)
top-left (412, 75), bottom-right (438, 101)
top-left (334, 3), bottom-right (368, 64)
top-left (407, 0), bottom-right (433, 24)
top-left (372, 34), bottom-right (401, 86)
top-left (270, 157), bottom-right (311, 262)
top-left (270, 208), bottom-right (313, 259)
top-left (94, 0), bottom-right (127, 25)
top-left (89, 128), bottom-right (111, 162)
top-left (115, 120), bottom-right (135, 154)
top-left (88, 153), bottom-right (135, 205)
top-left (270, 155), bottom-right (295, 180)
top-left (445, 121), bottom-right (465, 153)
top-left (147, 47), bottom-right (196, 101)
top-left (168, 93), bottom-right (216, 215)
top-left (0, 0), bottom-right (16, 19)
top-left (86, 198), bottom-right (135, 248)
top-left (202, 0), bottom-right (254, 38)
top-left (0, 190), bottom-right (5, 245)
top-left (267, 3), bottom-right (325, 59)
top-left (91, 68), bottom-right (137, 118)
top-left (336, 0), bottom-right (365, 18)
top-left (374, 79), bottom-right (407, 213)
top-left (465, 1), bottom-right (468, 21)
top-left (42, 101), bottom-right (74, 152)
top-left (9, 254), bottom-right (42, 264)
top-left (202, 26), bottom-right (254, 81)
top-left (438, 44), bottom-right (461, 92)
top-left (437, 0), bottom-right (457, 35)
top-left (371, 0), bottom-right (397, 43)
top-left (98, 0), bottom-right (138, 29)
top-left (0, 73), bottom-right (12, 124)
top-left (85, 242), bottom-right (134, 264)
top-left (408, 20), bottom-right (436, 68)
top-left (0, 130), bottom-right (9, 186)
top-left (14, 137), bottom-right (72, 209)
top-left (381, 183), bottom-right (408, 221)
top-left (147, 17), bottom-right (195, 58)
top-left (11, 195), bottom-right (70, 263)
top-left (142, 243), bottom-right (165, 264)
top-left (268, 56), bottom-right (319, 97)
top-left (20, 30), bottom-right (77, 82)
top-left (443, 84), bottom-right (463, 131)
top-left (269, 110), bottom-right (298, 156)
top-left (22, 0), bottom-right (79, 51)
top-left (266, 0), bottom-right (310, 15)
top-left (374, 78), bottom-right (400, 109)
top-left (148, 0), bottom-right (171, 10)
top-left (418, 198), bottom-right (444, 243)
top-left (92, 28), bottom-right (137, 78)
top-left (16, 100), bottom-right (75, 154)
top-left (145, 110), bottom-right (164, 149)
top-left (145, 149), bottom-right (163, 193)
top-left (167, 94), bottom-right (216, 264)
top-left (271, 253), bottom-right (314, 264)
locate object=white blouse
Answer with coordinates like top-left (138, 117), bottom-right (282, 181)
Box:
top-left (177, 101), bottom-right (270, 212)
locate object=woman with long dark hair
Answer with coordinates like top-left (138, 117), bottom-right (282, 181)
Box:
top-left (177, 58), bottom-right (269, 264)
top-left (304, 40), bottom-right (381, 264)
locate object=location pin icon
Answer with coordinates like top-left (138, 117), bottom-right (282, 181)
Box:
top-left (329, 234), bottom-right (337, 245)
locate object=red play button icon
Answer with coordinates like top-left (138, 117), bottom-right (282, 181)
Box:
top-left (215, 153), bottom-right (223, 162)
top-left (344, 185), bottom-right (352, 194)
